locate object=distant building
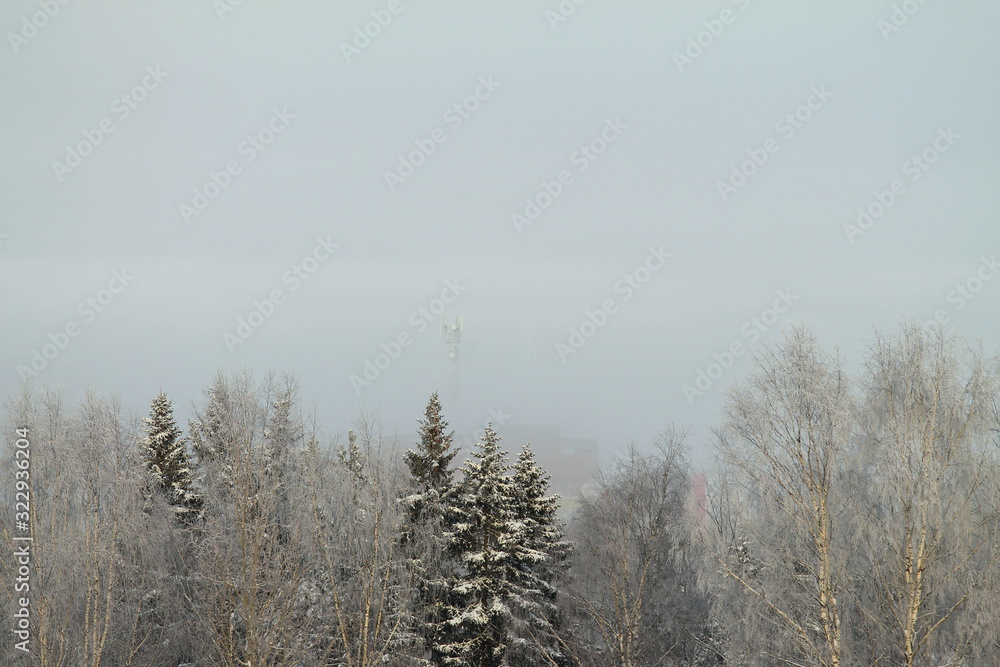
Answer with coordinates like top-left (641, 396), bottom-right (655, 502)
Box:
top-left (459, 424), bottom-right (600, 498)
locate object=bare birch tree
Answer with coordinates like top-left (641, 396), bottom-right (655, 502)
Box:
top-left (301, 416), bottom-right (416, 666)
top-left (0, 385), bottom-right (161, 666)
top-left (567, 428), bottom-right (705, 666)
top-left (189, 370), bottom-right (312, 665)
top-left (847, 323), bottom-right (1000, 665)
top-left (711, 326), bottom-right (852, 667)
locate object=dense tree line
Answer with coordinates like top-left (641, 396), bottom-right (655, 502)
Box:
top-left (2, 322), bottom-right (1000, 665)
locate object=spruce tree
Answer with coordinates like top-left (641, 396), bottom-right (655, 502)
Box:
top-left (401, 393), bottom-right (461, 664)
top-left (441, 425), bottom-right (524, 667)
top-left (142, 392), bottom-right (201, 523)
top-left (262, 381), bottom-right (301, 544)
top-left (506, 445), bottom-right (571, 666)
top-left (404, 392), bottom-right (458, 514)
top-left (189, 372), bottom-right (234, 488)
top-left (262, 384), bottom-right (299, 478)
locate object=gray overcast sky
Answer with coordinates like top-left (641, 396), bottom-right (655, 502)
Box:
top-left (2, 0), bottom-right (998, 469)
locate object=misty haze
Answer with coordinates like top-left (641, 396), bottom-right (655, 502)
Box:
top-left (3, 1), bottom-right (1000, 665)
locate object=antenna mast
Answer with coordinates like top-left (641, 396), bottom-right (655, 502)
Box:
top-left (441, 316), bottom-right (463, 420)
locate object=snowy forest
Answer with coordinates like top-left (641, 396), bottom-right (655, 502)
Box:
top-left (3, 322), bottom-right (1000, 666)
